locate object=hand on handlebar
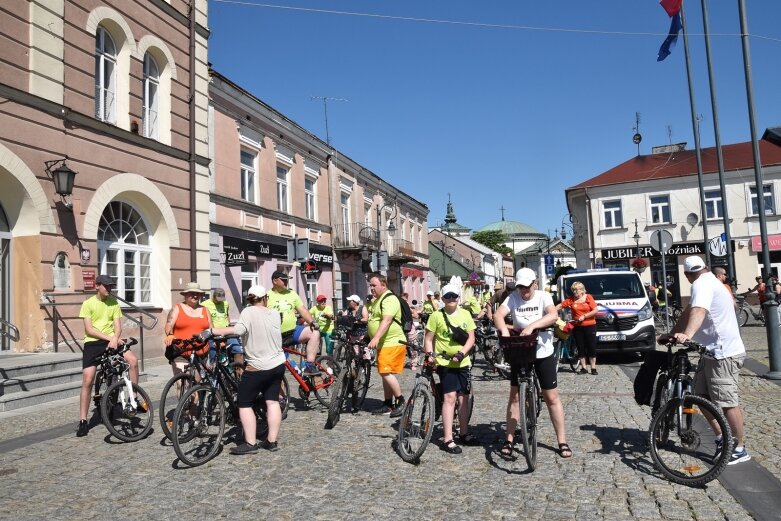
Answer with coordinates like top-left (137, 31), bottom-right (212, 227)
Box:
top-left (423, 353), bottom-right (436, 369)
top-left (451, 352), bottom-right (465, 363)
top-left (199, 328), bottom-right (213, 341)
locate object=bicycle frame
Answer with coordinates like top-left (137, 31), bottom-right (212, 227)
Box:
top-left (283, 345), bottom-right (331, 393)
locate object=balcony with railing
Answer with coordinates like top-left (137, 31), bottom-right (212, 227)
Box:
top-left (333, 222), bottom-right (380, 251)
top-left (387, 237), bottom-right (418, 263)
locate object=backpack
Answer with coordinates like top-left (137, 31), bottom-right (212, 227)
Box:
top-left (633, 350), bottom-right (669, 406)
top-left (379, 291), bottom-right (414, 333)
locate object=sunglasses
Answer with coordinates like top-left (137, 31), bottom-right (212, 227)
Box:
top-left (185, 293), bottom-right (201, 298)
top-left (442, 292), bottom-right (459, 300)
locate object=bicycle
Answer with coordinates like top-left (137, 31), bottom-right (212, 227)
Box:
top-left (648, 339), bottom-right (732, 487)
top-left (171, 336), bottom-right (287, 467)
top-left (735, 295), bottom-right (764, 327)
top-left (475, 317), bottom-right (510, 379)
top-left (283, 344), bottom-right (339, 407)
top-left (654, 303), bottom-right (683, 328)
top-left (325, 328), bottom-right (373, 429)
top-left (394, 340), bottom-right (474, 463)
top-left (553, 329), bottom-right (580, 373)
top-left (91, 337), bottom-right (154, 442)
top-left (498, 332), bottom-right (542, 471)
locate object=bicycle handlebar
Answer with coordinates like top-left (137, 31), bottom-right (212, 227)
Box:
top-left (399, 339), bottom-right (454, 360)
top-left (660, 338), bottom-right (707, 354)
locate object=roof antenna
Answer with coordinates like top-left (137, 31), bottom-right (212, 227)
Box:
top-left (667, 125), bottom-right (673, 145)
top-left (632, 112), bottom-right (642, 156)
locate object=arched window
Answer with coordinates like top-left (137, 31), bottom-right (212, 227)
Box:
top-left (142, 53), bottom-right (159, 139)
top-left (95, 26), bottom-right (117, 123)
top-left (98, 201), bottom-right (151, 305)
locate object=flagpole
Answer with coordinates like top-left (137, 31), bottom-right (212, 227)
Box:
top-left (700, 0), bottom-right (735, 283)
top-left (737, 0), bottom-right (781, 379)
top-left (680, 3), bottom-right (711, 267)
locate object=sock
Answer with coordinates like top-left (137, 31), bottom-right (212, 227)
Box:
top-left (383, 398), bottom-right (392, 407)
top-left (395, 395), bottom-right (405, 406)
top-left (735, 445), bottom-right (744, 452)
top-left (715, 435), bottom-right (723, 443)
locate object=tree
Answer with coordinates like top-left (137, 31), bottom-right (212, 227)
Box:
top-left (471, 230), bottom-right (512, 255)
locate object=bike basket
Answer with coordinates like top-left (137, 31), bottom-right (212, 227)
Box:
top-left (499, 332), bottom-right (538, 367)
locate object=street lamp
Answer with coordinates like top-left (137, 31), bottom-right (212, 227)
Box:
top-left (633, 219), bottom-right (641, 259)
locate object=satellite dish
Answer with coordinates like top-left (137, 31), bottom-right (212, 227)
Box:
top-left (633, 133), bottom-right (642, 144)
top-left (686, 213), bottom-right (699, 226)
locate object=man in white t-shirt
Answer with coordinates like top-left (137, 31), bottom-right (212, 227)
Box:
top-left (660, 256), bottom-right (749, 465)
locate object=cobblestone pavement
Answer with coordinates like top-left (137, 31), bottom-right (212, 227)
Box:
top-left (1, 327), bottom-right (779, 521)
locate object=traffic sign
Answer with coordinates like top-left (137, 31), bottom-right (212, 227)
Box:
top-left (650, 230), bottom-right (674, 253)
top-left (544, 254), bottom-right (554, 266)
top-left (545, 264), bottom-right (554, 276)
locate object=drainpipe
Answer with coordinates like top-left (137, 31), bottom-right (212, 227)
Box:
top-left (188, 0), bottom-right (197, 281)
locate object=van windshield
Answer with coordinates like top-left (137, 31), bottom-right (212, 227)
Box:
top-left (565, 274), bottom-right (645, 300)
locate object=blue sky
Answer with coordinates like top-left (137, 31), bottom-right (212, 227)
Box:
top-left (208, 1), bottom-right (781, 237)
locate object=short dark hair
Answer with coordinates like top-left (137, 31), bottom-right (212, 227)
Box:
top-left (368, 272), bottom-right (387, 286)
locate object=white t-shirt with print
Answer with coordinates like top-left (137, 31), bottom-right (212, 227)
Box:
top-left (501, 290), bottom-right (555, 359)
top-left (689, 271), bottom-right (745, 359)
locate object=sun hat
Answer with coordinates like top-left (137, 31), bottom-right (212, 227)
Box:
top-left (95, 274), bottom-right (113, 286)
top-left (515, 268), bottom-right (536, 287)
top-left (426, 290), bottom-right (434, 296)
top-left (441, 284), bottom-right (461, 297)
top-left (683, 256), bottom-right (706, 273)
top-left (247, 285), bottom-right (268, 298)
top-left (180, 282), bottom-right (207, 295)
top-left (346, 294), bottom-right (361, 303)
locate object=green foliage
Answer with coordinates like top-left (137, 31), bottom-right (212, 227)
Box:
top-left (471, 230), bottom-right (512, 255)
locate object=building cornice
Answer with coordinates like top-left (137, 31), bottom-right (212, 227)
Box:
top-left (211, 193), bottom-right (331, 233)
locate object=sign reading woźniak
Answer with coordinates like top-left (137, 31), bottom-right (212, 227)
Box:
top-left (601, 240), bottom-right (734, 261)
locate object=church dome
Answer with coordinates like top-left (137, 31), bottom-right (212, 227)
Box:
top-left (476, 220), bottom-right (544, 238)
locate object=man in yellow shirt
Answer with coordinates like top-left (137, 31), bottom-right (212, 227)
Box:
top-left (76, 274), bottom-right (138, 437)
top-left (202, 288), bottom-right (243, 366)
top-left (367, 273), bottom-right (406, 417)
top-left (267, 271), bottom-right (320, 375)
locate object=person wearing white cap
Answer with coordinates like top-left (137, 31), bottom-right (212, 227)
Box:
top-left (493, 267), bottom-right (572, 459)
top-left (423, 283), bottom-right (477, 453)
top-left (341, 294), bottom-right (369, 326)
top-left (659, 256), bottom-right (750, 465)
top-left (422, 290), bottom-right (438, 315)
top-left (205, 284), bottom-right (286, 454)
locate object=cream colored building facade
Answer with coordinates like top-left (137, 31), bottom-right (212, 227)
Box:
top-left (566, 134), bottom-right (781, 302)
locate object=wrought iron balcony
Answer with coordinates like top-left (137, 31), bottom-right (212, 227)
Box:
top-left (332, 222), bottom-right (380, 250)
top-left (388, 238), bottom-right (418, 263)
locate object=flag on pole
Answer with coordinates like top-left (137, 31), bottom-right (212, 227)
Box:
top-left (657, 13), bottom-right (682, 61)
top-left (660, 0), bottom-right (683, 17)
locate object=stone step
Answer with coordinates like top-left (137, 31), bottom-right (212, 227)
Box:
top-left (0, 373), bottom-right (150, 412)
top-left (0, 367), bottom-right (84, 395)
top-left (0, 353), bottom-right (83, 379)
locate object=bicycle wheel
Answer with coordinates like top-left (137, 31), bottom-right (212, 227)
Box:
top-left (172, 384), bottom-right (225, 467)
top-left (648, 394), bottom-right (732, 487)
top-left (313, 354), bottom-right (339, 407)
top-left (279, 374), bottom-right (290, 419)
top-left (736, 308), bottom-right (749, 327)
top-left (159, 372), bottom-right (197, 440)
top-left (396, 382), bottom-right (435, 463)
top-left (351, 360), bottom-right (371, 410)
top-left (651, 374), bottom-right (669, 417)
top-left (518, 381), bottom-right (538, 470)
top-left (325, 368), bottom-right (350, 429)
top-left (100, 380), bottom-right (154, 442)
top-left (332, 339), bottom-right (344, 363)
top-left (566, 340), bottom-right (579, 373)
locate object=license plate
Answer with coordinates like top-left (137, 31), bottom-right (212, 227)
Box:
top-left (599, 334), bottom-right (626, 342)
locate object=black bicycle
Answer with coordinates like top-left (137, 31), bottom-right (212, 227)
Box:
top-left (395, 340), bottom-right (474, 463)
top-left (648, 339), bottom-right (732, 487)
top-left (499, 332), bottom-right (542, 471)
top-left (325, 328), bottom-right (372, 429)
top-left (475, 317), bottom-right (509, 378)
top-left (158, 335), bottom-right (211, 441)
top-left (91, 337), bottom-right (154, 442)
top-left (171, 336), bottom-right (288, 467)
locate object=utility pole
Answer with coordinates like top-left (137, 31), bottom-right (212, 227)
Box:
top-left (310, 96), bottom-right (348, 146)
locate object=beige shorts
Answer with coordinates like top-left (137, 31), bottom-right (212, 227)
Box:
top-left (693, 354), bottom-right (745, 408)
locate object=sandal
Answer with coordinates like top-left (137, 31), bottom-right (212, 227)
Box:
top-left (500, 440), bottom-right (514, 458)
top-left (558, 443), bottom-right (573, 458)
top-left (458, 433), bottom-right (480, 446)
top-left (442, 440), bottom-right (462, 454)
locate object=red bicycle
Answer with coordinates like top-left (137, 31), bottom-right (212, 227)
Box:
top-left (283, 345), bottom-right (339, 407)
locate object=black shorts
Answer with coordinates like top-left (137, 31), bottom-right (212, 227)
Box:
top-left (436, 366), bottom-right (472, 395)
top-left (237, 364), bottom-right (285, 408)
top-left (82, 340), bottom-right (109, 369)
top-left (509, 352), bottom-right (558, 391)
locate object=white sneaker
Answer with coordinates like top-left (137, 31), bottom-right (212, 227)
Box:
top-left (727, 447), bottom-right (751, 465)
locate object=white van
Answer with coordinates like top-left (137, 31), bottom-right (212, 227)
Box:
top-left (557, 268), bottom-right (656, 354)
